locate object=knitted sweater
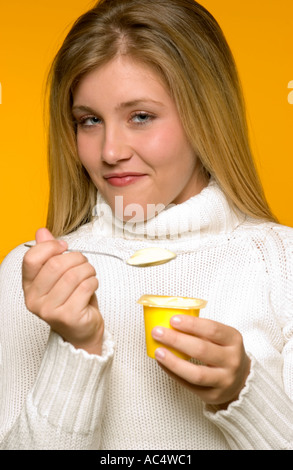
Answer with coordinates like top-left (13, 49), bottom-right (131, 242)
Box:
top-left (1, 179), bottom-right (293, 450)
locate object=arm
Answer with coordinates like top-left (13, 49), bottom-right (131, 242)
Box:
top-left (152, 314), bottom-right (293, 450)
top-left (152, 226), bottom-right (293, 450)
top-left (1, 331), bottom-right (114, 450)
top-left (203, 228), bottom-right (293, 450)
top-left (203, 352), bottom-right (293, 450)
top-left (0, 234), bottom-right (114, 450)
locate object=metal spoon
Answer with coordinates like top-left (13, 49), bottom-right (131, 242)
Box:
top-left (24, 244), bottom-right (176, 267)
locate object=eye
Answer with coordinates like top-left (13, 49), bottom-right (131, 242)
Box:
top-left (77, 116), bottom-right (102, 127)
top-left (130, 112), bottom-right (154, 125)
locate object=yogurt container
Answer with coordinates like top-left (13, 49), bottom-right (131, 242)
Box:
top-left (138, 295), bottom-right (207, 359)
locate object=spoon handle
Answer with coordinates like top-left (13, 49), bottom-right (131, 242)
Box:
top-left (24, 243), bottom-right (124, 262)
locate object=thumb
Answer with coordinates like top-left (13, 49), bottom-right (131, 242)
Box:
top-left (35, 227), bottom-right (56, 244)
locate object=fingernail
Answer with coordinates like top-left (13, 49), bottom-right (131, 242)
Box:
top-left (155, 348), bottom-right (166, 360)
top-left (58, 240), bottom-right (67, 249)
top-left (152, 327), bottom-right (164, 339)
top-left (171, 316), bottom-right (181, 326)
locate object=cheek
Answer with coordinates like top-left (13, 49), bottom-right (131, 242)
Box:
top-left (76, 133), bottom-right (99, 170)
top-left (139, 127), bottom-right (180, 166)
top-left (143, 125), bottom-right (192, 170)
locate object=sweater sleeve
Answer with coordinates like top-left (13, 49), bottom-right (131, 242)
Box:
top-left (204, 225), bottom-right (293, 450)
top-left (204, 354), bottom-right (293, 449)
top-left (0, 245), bottom-right (115, 450)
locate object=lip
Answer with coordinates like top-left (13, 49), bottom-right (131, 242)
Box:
top-left (104, 172), bottom-right (147, 187)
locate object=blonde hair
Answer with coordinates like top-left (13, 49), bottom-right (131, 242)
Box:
top-left (46, 0), bottom-right (276, 236)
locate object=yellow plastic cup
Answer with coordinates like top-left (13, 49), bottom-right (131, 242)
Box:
top-left (138, 295), bottom-right (207, 359)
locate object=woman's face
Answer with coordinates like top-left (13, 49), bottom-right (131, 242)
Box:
top-left (72, 56), bottom-right (207, 221)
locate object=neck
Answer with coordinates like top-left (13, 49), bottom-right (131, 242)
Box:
top-left (92, 178), bottom-right (246, 241)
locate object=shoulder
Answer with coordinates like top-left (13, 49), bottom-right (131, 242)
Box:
top-left (259, 222), bottom-right (293, 286)
top-left (266, 222), bottom-right (293, 247)
top-left (261, 222), bottom-right (293, 263)
top-left (0, 241), bottom-right (35, 303)
top-left (241, 219), bottom-right (293, 274)
top-left (1, 221), bottom-right (95, 274)
top-left (242, 220), bottom-right (293, 324)
top-left (238, 217), bottom-right (293, 253)
top-left (268, 223), bottom-right (293, 327)
top-left (0, 242), bottom-right (29, 278)
top-left (0, 244), bottom-right (30, 322)
top-left (264, 221), bottom-right (293, 279)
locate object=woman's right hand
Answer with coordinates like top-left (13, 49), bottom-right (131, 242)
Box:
top-left (22, 228), bottom-right (104, 355)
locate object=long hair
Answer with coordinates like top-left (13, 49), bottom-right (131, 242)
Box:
top-left (46, 0), bottom-right (277, 236)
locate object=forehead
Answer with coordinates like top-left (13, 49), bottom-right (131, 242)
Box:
top-left (73, 56), bottom-right (169, 104)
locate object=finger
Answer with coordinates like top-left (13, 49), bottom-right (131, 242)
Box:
top-left (170, 315), bottom-right (238, 346)
top-left (30, 251), bottom-right (89, 298)
top-left (59, 276), bottom-right (99, 318)
top-left (152, 327), bottom-right (225, 366)
top-left (22, 239), bottom-right (68, 284)
top-left (41, 259), bottom-right (97, 310)
top-left (157, 360), bottom-right (225, 405)
top-left (35, 227), bottom-right (55, 243)
top-left (154, 347), bottom-right (223, 388)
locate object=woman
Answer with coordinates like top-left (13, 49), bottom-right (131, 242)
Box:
top-left (0, 0), bottom-right (293, 450)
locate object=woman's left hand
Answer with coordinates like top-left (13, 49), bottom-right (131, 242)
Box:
top-left (152, 315), bottom-right (251, 408)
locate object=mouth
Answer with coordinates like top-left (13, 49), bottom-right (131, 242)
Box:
top-left (103, 172), bottom-right (147, 187)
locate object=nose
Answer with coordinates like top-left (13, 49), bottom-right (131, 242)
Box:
top-left (101, 123), bottom-right (132, 165)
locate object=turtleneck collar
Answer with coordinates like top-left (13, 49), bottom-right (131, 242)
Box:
top-left (91, 178), bottom-right (246, 241)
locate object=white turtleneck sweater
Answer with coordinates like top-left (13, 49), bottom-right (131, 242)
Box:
top-left (1, 179), bottom-right (293, 450)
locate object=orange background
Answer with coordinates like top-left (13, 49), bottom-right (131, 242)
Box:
top-left (0, 0), bottom-right (292, 263)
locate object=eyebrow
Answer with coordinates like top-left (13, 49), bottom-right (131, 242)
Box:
top-left (115, 99), bottom-right (165, 110)
top-left (72, 98), bottom-right (165, 114)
